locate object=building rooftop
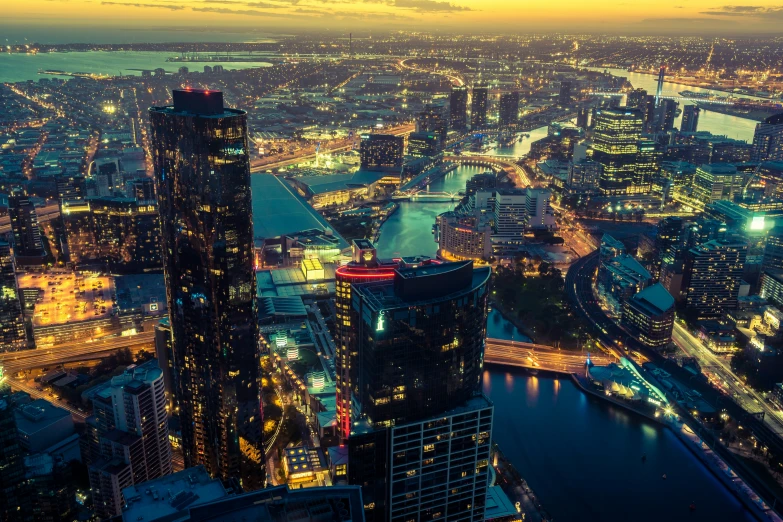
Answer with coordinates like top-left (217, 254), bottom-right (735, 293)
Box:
top-left (14, 399), bottom-right (73, 439)
top-left (115, 274), bottom-right (167, 316)
top-left (251, 173), bottom-right (349, 250)
top-left (121, 466), bottom-right (229, 522)
top-left (293, 170), bottom-right (388, 196)
top-left (631, 283), bottom-right (675, 315)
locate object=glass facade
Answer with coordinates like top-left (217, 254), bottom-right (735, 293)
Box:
top-left (470, 87), bottom-right (488, 129)
top-left (498, 92), bottom-right (519, 126)
top-left (592, 108), bottom-right (644, 195)
top-left (360, 134), bottom-right (404, 172)
top-left (450, 87), bottom-right (468, 131)
top-left (0, 241), bottom-right (28, 352)
top-left (149, 89), bottom-right (264, 489)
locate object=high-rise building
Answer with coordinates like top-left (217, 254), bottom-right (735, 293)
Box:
top-left (149, 89), bottom-right (264, 488)
top-left (407, 132), bottom-right (440, 157)
top-left (0, 383), bottom-right (26, 517)
top-left (450, 86), bottom-right (468, 131)
top-left (621, 283), bottom-right (675, 349)
top-left (559, 81), bottom-right (572, 106)
top-left (525, 187), bottom-right (555, 230)
top-left (591, 108), bottom-right (644, 195)
top-left (566, 159), bottom-right (601, 195)
top-left (61, 197), bottom-right (161, 270)
top-left (493, 189), bottom-right (527, 239)
top-left (763, 226), bottom-right (783, 273)
top-left (685, 239), bottom-right (747, 319)
top-left (8, 189), bottom-right (45, 263)
top-left (334, 240), bottom-right (400, 441)
top-left (634, 139), bottom-right (660, 193)
top-left (692, 163), bottom-right (742, 207)
top-left (346, 261), bottom-right (492, 522)
top-left (752, 113), bottom-right (783, 162)
top-left (498, 91), bottom-right (519, 126)
top-left (87, 360), bottom-right (172, 519)
top-left (471, 86), bottom-right (488, 129)
top-left (649, 99), bottom-right (678, 133)
top-left (416, 104), bottom-right (448, 143)
top-left (655, 66), bottom-right (666, 107)
top-left (360, 134), bottom-right (404, 172)
top-left (626, 89), bottom-right (647, 111)
top-left (681, 105), bottom-right (700, 132)
top-left (0, 241), bottom-right (27, 352)
top-left (437, 211), bottom-right (493, 262)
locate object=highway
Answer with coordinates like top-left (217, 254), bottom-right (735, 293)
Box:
top-left (672, 322), bottom-right (783, 435)
top-left (0, 331), bottom-right (155, 374)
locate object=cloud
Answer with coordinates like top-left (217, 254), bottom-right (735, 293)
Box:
top-left (638, 17), bottom-right (734, 24)
top-left (393, 0), bottom-right (472, 12)
top-left (701, 4), bottom-right (783, 17)
top-left (101, 1), bottom-right (186, 8)
top-left (191, 6), bottom-right (307, 16)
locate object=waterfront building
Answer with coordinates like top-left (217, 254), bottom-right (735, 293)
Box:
top-left (407, 131), bottom-right (440, 157)
top-left (86, 360), bottom-right (172, 519)
top-left (591, 108), bottom-right (644, 195)
top-left (8, 189), bottom-right (46, 264)
top-left (621, 283), bottom-right (675, 349)
top-left (360, 133), bottom-right (404, 172)
top-left (648, 99), bottom-right (678, 133)
top-left (61, 197), bottom-right (161, 271)
top-left (437, 210), bottom-right (493, 262)
top-left (692, 163), bottom-right (743, 208)
top-left (685, 239), bottom-right (747, 319)
top-left (498, 91), bottom-right (520, 126)
top-left (334, 240), bottom-right (400, 441)
top-left (681, 105), bottom-right (700, 133)
top-left (673, 131), bottom-right (753, 166)
top-left (752, 113), bottom-right (783, 162)
top-left (0, 241), bottom-right (27, 352)
top-left (493, 189), bottom-right (527, 239)
top-left (559, 81), bottom-right (572, 106)
top-left (346, 261), bottom-right (492, 522)
top-left (471, 86), bottom-right (489, 129)
top-left (416, 103), bottom-right (448, 143)
top-left (566, 159), bottom-right (601, 195)
top-left (466, 172), bottom-right (498, 197)
top-left (450, 86), bottom-right (469, 131)
top-left (149, 89), bottom-right (264, 488)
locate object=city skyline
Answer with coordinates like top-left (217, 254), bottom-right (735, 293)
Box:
top-left (6, 0), bottom-right (783, 37)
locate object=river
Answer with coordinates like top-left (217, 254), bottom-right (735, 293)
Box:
top-left (0, 51), bottom-right (274, 83)
top-left (594, 67), bottom-right (758, 142)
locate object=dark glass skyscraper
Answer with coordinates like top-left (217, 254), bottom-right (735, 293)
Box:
top-left (0, 241), bottom-right (27, 352)
top-left (346, 261), bottom-right (493, 522)
top-left (449, 86), bottom-right (468, 131)
top-left (591, 108), bottom-right (644, 195)
top-left (149, 89), bottom-right (264, 489)
top-left (8, 189), bottom-right (45, 263)
top-left (471, 87), bottom-right (488, 129)
top-left (498, 91), bottom-right (520, 126)
top-left (681, 105), bottom-right (700, 132)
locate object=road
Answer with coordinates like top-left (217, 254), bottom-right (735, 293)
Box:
top-left (398, 58), bottom-right (464, 86)
top-left (249, 123), bottom-right (415, 173)
top-left (672, 322), bottom-right (783, 435)
top-left (0, 331), bottom-right (155, 374)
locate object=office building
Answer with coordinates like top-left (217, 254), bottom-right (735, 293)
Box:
top-left (149, 89), bottom-right (264, 488)
top-left (0, 241), bottom-right (27, 352)
top-left (752, 113), bottom-right (783, 162)
top-left (493, 189), bottom-right (527, 239)
top-left (597, 254), bottom-right (653, 317)
top-left (87, 360), bottom-right (172, 519)
top-left (346, 261), bottom-right (492, 522)
top-left (763, 226), bottom-right (783, 273)
top-left (634, 139), bottom-right (660, 193)
top-left (125, 177), bottom-right (156, 204)
top-left (498, 91), bottom-right (520, 126)
top-left (591, 108), bottom-right (644, 194)
top-left (24, 453), bottom-right (77, 522)
top-left (648, 99), bottom-right (678, 133)
top-left (407, 132), bottom-right (440, 157)
top-left (61, 197), bottom-right (161, 270)
top-left (94, 159), bottom-right (124, 198)
top-left (360, 134), bottom-right (404, 172)
top-left (8, 189), bottom-right (46, 263)
top-left (471, 86), bottom-right (488, 129)
top-left (437, 211), bottom-right (493, 262)
top-left (621, 283), bottom-right (675, 349)
top-left (525, 187), bottom-right (556, 230)
top-left (692, 163), bottom-right (743, 207)
top-left (15, 399), bottom-right (76, 454)
top-left (681, 105), bottom-right (700, 132)
top-left (466, 172), bottom-right (498, 197)
top-left (56, 175), bottom-right (86, 202)
top-left (761, 270), bottom-right (783, 308)
top-left (566, 159), bottom-right (601, 194)
top-left (559, 81), bottom-right (572, 106)
top-left (685, 239), bottom-right (747, 319)
top-left (450, 86), bottom-right (469, 131)
top-left (576, 106), bottom-right (591, 129)
top-left (416, 103), bottom-right (448, 142)
top-left (334, 240), bottom-right (400, 441)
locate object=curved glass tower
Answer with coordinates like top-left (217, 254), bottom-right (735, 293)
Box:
top-left (149, 89), bottom-right (263, 489)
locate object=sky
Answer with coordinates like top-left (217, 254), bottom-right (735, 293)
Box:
top-left (5, 0), bottom-right (783, 40)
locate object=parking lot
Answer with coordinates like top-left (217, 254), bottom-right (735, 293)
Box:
top-left (18, 273), bottom-right (116, 326)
